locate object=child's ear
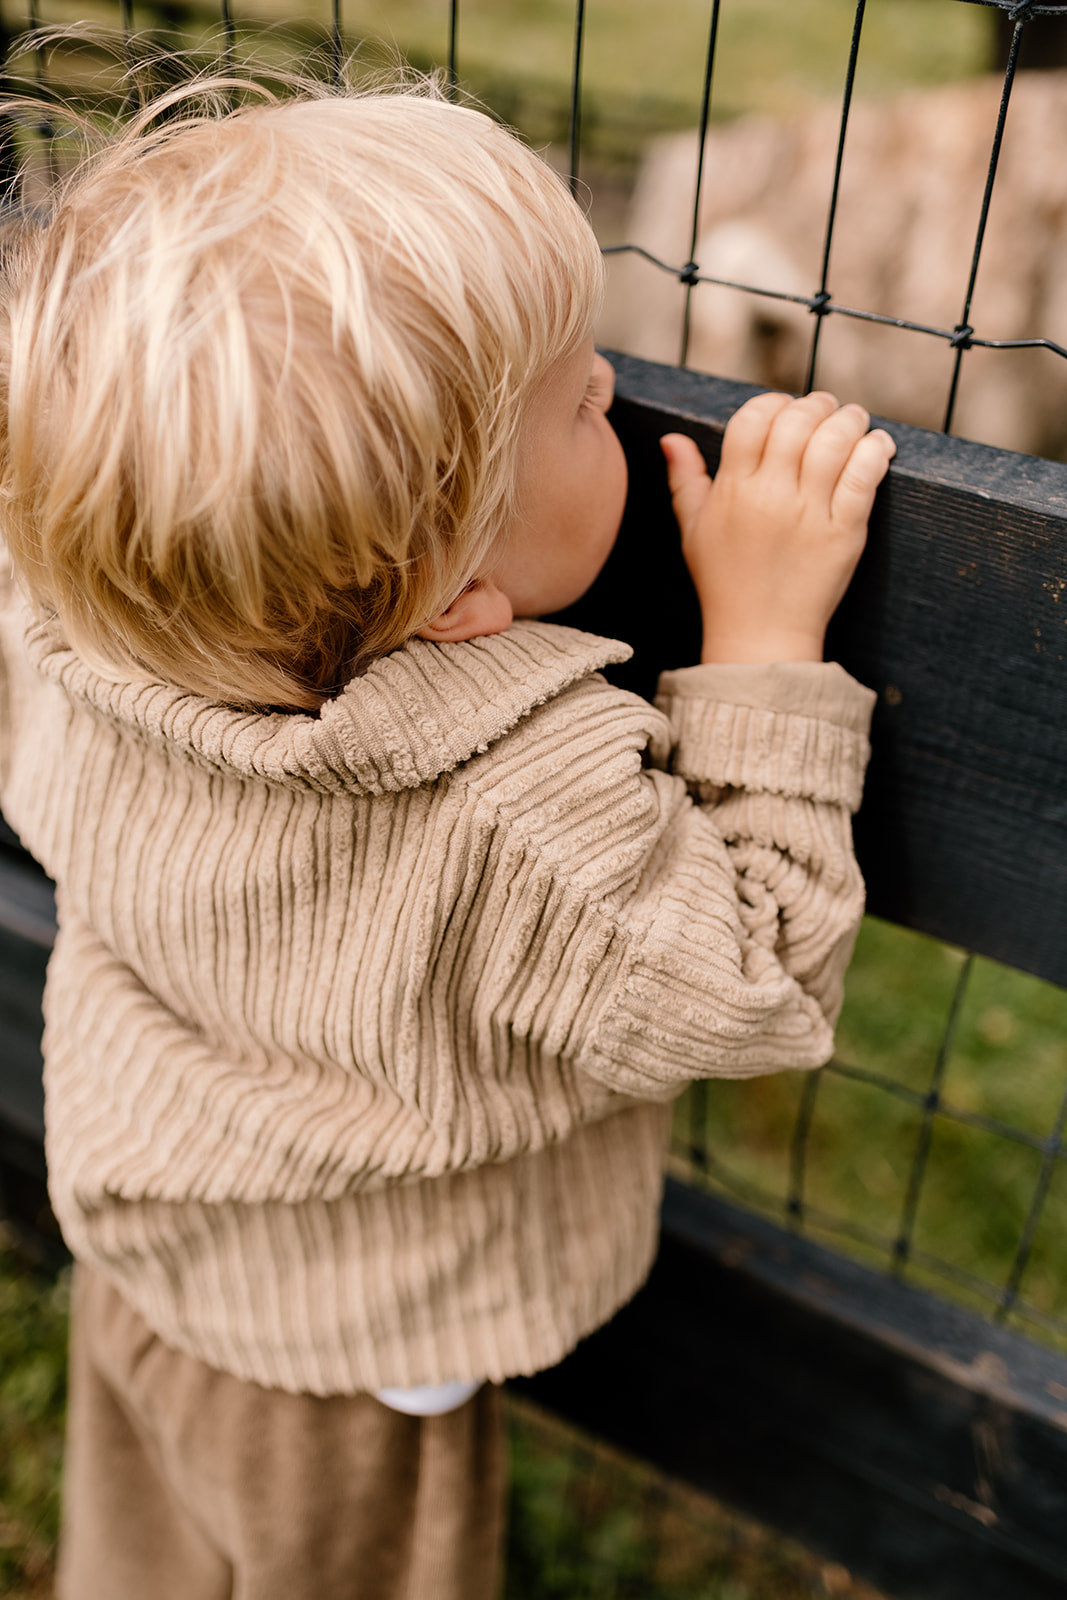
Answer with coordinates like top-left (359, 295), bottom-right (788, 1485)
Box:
top-left (414, 579), bottom-right (514, 644)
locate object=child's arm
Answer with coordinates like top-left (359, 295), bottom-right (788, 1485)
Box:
top-left (562, 392), bottom-right (892, 1088)
top-left (453, 642), bottom-right (873, 1096)
top-left (661, 390), bottom-right (895, 665)
top-left (451, 396), bottom-right (891, 1098)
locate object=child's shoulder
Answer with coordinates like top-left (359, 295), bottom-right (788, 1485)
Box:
top-left (442, 625), bottom-right (676, 877)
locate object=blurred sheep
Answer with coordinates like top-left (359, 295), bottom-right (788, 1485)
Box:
top-left (601, 72), bottom-right (1067, 458)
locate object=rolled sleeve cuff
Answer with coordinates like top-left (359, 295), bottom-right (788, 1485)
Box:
top-left (654, 660), bottom-right (876, 811)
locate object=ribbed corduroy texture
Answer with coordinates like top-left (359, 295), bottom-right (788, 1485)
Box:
top-left (0, 569), bottom-right (875, 1394)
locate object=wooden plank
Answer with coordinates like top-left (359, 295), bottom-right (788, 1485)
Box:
top-left (557, 352), bottom-right (1067, 988)
top-left (0, 921), bottom-right (47, 1138)
top-left (518, 1179), bottom-right (1067, 1600)
top-left (0, 841), bottom-right (58, 950)
top-left (0, 845), bottom-right (55, 1252)
top-left (0, 840), bottom-right (52, 1142)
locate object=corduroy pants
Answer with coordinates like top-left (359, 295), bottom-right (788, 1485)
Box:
top-left (57, 1264), bottom-right (507, 1600)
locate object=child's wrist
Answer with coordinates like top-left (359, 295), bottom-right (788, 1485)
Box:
top-left (700, 626), bottom-right (825, 664)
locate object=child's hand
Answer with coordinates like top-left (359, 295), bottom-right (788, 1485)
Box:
top-left (661, 392), bottom-right (895, 663)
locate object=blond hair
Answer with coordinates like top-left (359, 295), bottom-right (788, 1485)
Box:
top-left (0, 64), bottom-right (604, 708)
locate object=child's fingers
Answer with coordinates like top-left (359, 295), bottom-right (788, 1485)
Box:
top-left (757, 391), bottom-right (840, 477)
top-left (661, 433), bottom-right (713, 532)
top-left (797, 402), bottom-right (873, 500)
top-left (829, 428), bottom-right (896, 525)
top-left (718, 391), bottom-right (794, 478)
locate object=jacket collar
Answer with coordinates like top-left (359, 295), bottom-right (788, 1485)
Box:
top-left (25, 618), bottom-right (632, 795)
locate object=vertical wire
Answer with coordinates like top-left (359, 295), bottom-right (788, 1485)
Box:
top-left (892, 954), bottom-right (974, 1271)
top-left (687, 1078), bottom-right (709, 1172)
top-left (0, 0), bottom-right (16, 196)
top-left (996, 1076), bottom-right (1067, 1320)
top-left (787, 1069), bottom-right (822, 1230)
top-left (447, 0), bottom-right (458, 101)
top-left (804, 0), bottom-right (867, 394)
top-left (941, 10), bottom-right (1027, 433)
top-left (219, 0), bottom-right (236, 72)
top-left (679, 0), bottom-right (722, 368)
top-left (28, 0), bottom-right (42, 74)
top-left (118, 0), bottom-right (140, 117)
top-left (27, 0), bottom-right (58, 189)
top-left (567, 0), bottom-right (586, 198)
top-left (331, 0), bottom-right (343, 86)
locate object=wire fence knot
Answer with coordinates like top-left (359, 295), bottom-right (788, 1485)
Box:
top-left (950, 323), bottom-right (974, 351)
top-left (808, 290), bottom-right (832, 318)
top-left (1008, 0), bottom-right (1036, 20)
top-left (679, 260), bottom-right (700, 287)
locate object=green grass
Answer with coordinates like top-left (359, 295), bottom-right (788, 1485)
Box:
top-left (0, 1245), bottom-right (68, 1600)
top-left (297, 0), bottom-right (994, 160)
top-left (210, 0), bottom-right (956, 188)
top-left (22, 0), bottom-right (996, 179)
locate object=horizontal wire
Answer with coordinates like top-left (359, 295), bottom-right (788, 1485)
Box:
top-left (673, 1148), bottom-right (1067, 1335)
top-left (601, 244), bottom-right (1067, 361)
top-left (824, 1058), bottom-right (1067, 1157)
top-left (675, 1049), bottom-right (1067, 1164)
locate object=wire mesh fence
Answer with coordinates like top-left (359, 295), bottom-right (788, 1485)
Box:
top-left (671, 923), bottom-right (1067, 1353)
top-left (606, 1), bottom-right (1067, 421)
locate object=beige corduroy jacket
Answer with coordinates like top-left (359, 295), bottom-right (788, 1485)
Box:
top-left (0, 575), bottom-right (875, 1395)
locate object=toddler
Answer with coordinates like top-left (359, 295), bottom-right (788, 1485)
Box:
top-left (0, 62), bottom-right (894, 1600)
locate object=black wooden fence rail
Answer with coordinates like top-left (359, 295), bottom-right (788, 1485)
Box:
top-left (3, 352), bottom-right (1066, 1597)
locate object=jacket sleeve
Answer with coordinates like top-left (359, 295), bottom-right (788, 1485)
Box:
top-left (455, 659), bottom-right (875, 1100)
